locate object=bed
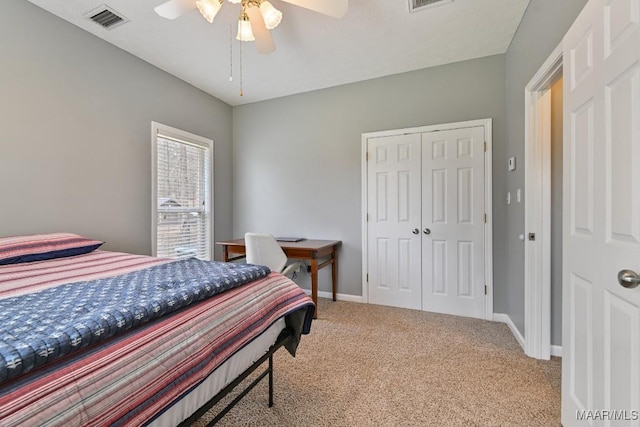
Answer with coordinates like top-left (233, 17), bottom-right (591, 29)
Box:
top-left (0, 233), bottom-right (314, 426)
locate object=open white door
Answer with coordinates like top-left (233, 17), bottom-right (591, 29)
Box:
top-left (562, 0), bottom-right (640, 424)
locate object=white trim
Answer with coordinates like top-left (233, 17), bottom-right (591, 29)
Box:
top-left (483, 121), bottom-right (494, 320)
top-left (493, 313), bottom-right (525, 351)
top-left (302, 289), bottom-right (364, 304)
top-left (151, 121), bottom-right (215, 260)
top-left (493, 313), bottom-right (563, 357)
top-left (523, 43), bottom-right (563, 360)
top-left (361, 136), bottom-right (369, 304)
top-left (361, 119), bottom-right (493, 320)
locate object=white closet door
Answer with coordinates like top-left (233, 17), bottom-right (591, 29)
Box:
top-left (562, 0), bottom-right (640, 424)
top-left (421, 126), bottom-right (486, 319)
top-left (367, 134), bottom-right (423, 310)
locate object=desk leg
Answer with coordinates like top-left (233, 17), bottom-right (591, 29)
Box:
top-left (332, 247), bottom-right (338, 301)
top-left (311, 258), bottom-right (318, 319)
top-left (222, 246), bottom-right (229, 262)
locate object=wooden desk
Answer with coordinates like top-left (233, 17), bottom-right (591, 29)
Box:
top-left (216, 239), bottom-right (341, 319)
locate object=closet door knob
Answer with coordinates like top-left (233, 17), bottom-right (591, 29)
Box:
top-left (412, 228), bottom-right (420, 235)
top-left (423, 228), bottom-right (431, 235)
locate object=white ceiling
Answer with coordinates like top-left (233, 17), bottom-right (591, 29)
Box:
top-left (27, 0), bottom-right (530, 106)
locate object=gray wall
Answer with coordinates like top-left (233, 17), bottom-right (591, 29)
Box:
top-left (0, 0), bottom-right (234, 256)
top-left (504, 0), bottom-right (588, 343)
top-left (232, 55), bottom-right (507, 297)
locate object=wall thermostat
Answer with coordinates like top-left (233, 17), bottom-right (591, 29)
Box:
top-left (508, 156), bottom-right (516, 171)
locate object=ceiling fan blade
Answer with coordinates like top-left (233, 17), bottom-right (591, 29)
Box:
top-left (154, 0), bottom-right (196, 20)
top-left (281, 0), bottom-right (348, 18)
top-left (246, 6), bottom-right (276, 55)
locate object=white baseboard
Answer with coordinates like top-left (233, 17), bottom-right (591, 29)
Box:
top-left (493, 313), bottom-right (525, 351)
top-left (302, 289), bottom-right (364, 303)
top-left (550, 345), bottom-right (562, 357)
top-left (493, 313), bottom-right (563, 358)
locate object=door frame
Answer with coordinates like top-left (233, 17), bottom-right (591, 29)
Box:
top-left (523, 43), bottom-right (563, 360)
top-left (361, 118), bottom-right (494, 320)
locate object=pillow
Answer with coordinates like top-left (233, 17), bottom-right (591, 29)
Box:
top-left (0, 233), bottom-right (104, 265)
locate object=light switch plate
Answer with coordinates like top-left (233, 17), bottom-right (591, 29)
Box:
top-left (507, 191), bottom-right (511, 205)
top-left (517, 189), bottom-right (521, 203)
top-left (508, 157), bottom-right (516, 171)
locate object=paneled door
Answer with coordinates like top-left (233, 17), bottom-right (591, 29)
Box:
top-left (422, 127), bottom-right (486, 318)
top-left (366, 125), bottom-right (486, 318)
top-left (367, 133), bottom-right (422, 310)
top-left (561, 0), bottom-right (640, 424)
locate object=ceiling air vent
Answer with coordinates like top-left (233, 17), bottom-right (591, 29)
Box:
top-left (84, 5), bottom-right (128, 30)
top-left (409, 0), bottom-right (454, 13)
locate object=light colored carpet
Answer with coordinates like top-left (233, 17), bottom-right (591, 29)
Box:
top-left (194, 298), bottom-right (561, 427)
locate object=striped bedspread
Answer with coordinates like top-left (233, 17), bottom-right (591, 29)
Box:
top-left (0, 251), bottom-right (314, 426)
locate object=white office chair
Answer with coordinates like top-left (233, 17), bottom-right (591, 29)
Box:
top-left (245, 233), bottom-right (301, 279)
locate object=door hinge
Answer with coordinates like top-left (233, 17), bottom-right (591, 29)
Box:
top-left (484, 285), bottom-right (487, 295)
top-left (484, 142), bottom-right (487, 152)
top-left (366, 273), bottom-right (369, 282)
top-left (365, 152), bottom-right (369, 161)
top-left (367, 213), bottom-right (370, 222)
top-left (483, 213), bottom-right (487, 223)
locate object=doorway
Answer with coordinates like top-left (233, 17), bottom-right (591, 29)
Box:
top-left (524, 44), bottom-right (563, 360)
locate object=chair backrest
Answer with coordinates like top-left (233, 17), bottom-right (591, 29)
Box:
top-left (244, 232), bottom-right (287, 273)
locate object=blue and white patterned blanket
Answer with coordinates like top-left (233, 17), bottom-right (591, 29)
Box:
top-left (0, 259), bottom-right (270, 382)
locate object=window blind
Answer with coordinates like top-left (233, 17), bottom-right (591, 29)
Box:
top-left (155, 135), bottom-right (211, 261)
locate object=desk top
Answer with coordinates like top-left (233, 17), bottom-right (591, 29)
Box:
top-left (216, 238), bottom-right (341, 251)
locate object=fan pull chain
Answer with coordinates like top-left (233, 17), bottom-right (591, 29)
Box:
top-left (239, 38), bottom-right (244, 97)
top-left (228, 4), bottom-right (233, 82)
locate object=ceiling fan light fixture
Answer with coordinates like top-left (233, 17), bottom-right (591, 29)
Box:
top-left (196, 0), bottom-right (223, 23)
top-left (259, 1), bottom-right (283, 30)
top-left (236, 12), bottom-right (255, 41)
top-left (227, 0), bottom-right (242, 3)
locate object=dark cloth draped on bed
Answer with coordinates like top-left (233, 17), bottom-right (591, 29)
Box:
top-left (0, 259), bottom-right (270, 382)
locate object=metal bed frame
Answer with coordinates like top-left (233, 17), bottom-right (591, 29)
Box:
top-left (179, 329), bottom-right (294, 426)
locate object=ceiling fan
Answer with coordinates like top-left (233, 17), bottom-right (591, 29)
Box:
top-left (154, 0), bottom-right (348, 54)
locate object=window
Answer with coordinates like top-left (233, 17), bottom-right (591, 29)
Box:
top-left (151, 122), bottom-right (213, 261)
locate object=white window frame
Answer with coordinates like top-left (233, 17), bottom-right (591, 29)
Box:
top-left (151, 121), bottom-right (214, 260)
